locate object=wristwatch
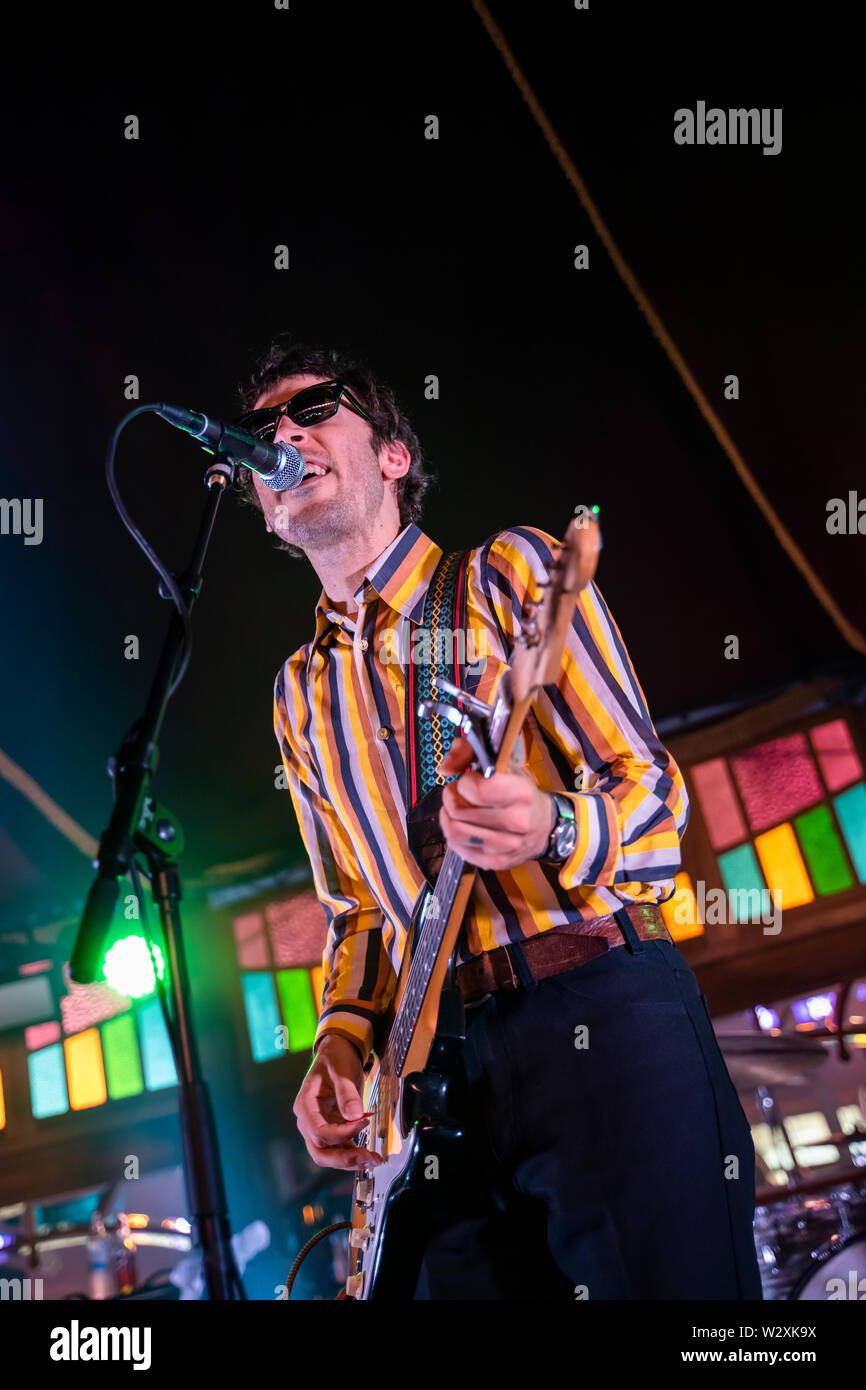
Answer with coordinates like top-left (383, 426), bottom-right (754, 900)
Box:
top-left (539, 792), bottom-right (577, 865)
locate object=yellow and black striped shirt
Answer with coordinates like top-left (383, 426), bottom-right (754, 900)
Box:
top-left (274, 522), bottom-right (689, 1065)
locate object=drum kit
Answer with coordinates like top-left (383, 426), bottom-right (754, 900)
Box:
top-left (719, 1030), bottom-right (866, 1300)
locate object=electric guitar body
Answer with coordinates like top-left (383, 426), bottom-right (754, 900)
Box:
top-left (342, 512), bottom-right (602, 1299)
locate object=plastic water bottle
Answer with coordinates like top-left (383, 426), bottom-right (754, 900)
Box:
top-left (86, 1213), bottom-right (113, 1300)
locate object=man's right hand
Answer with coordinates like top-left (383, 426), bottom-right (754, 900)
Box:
top-left (293, 1035), bottom-right (384, 1170)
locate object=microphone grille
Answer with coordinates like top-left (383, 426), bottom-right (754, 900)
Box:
top-left (263, 443), bottom-right (305, 491)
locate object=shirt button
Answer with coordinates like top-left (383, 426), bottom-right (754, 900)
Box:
top-left (376, 727), bottom-right (391, 741)
top-left (359, 638), bottom-right (368, 651)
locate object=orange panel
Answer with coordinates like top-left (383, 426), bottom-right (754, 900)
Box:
top-left (660, 872), bottom-right (705, 941)
top-left (309, 966), bottom-right (325, 1017)
top-left (64, 1028), bottom-right (108, 1110)
top-left (754, 823), bottom-right (814, 910)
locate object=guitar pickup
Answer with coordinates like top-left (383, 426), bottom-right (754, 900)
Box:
top-left (417, 698), bottom-right (496, 777)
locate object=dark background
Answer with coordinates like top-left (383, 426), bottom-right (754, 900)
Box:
top-left (1, 0), bottom-right (864, 927)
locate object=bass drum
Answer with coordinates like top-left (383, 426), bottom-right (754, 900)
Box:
top-left (789, 1232), bottom-right (866, 1300)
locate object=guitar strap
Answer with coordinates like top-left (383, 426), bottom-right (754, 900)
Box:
top-left (404, 546), bottom-right (471, 884)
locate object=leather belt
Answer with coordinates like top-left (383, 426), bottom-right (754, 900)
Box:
top-left (455, 903), bottom-right (672, 1003)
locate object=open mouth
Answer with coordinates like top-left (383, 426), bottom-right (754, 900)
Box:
top-left (295, 464), bottom-right (331, 489)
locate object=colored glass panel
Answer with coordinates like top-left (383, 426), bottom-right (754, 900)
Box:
top-left (265, 894), bottom-right (329, 967)
top-left (659, 872), bottom-right (704, 941)
top-left (690, 758), bottom-right (746, 850)
top-left (28, 1044), bottom-right (69, 1118)
top-left (25, 1020), bottom-right (61, 1050)
top-left (233, 912), bottom-right (269, 969)
top-left (754, 823), bottom-right (814, 909)
top-left (137, 1000), bottom-right (178, 1090)
top-left (19, 960), bottom-right (52, 976)
top-left (276, 969), bottom-right (319, 1051)
top-left (241, 972), bottom-right (283, 1062)
top-left (717, 843), bottom-right (767, 922)
top-left (61, 979), bottom-right (131, 1035)
top-left (810, 719), bottom-right (862, 792)
top-left (834, 783), bottom-right (866, 882)
top-left (310, 965), bottom-right (324, 1016)
top-left (794, 804), bottom-right (854, 895)
top-left (102, 1013), bottom-right (145, 1099)
top-left (731, 734), bottom-right (823, 832)
top-left (64, 1029), bottom-right (108, 1110)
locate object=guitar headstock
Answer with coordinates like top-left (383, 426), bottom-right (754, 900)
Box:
top-left (511, 507), bottom-right (602, 703)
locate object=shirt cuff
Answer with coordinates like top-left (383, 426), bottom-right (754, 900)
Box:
top-left (551, 789), bottom-right (616, 891)
top-left (313, 1014), bottom-right (376, 1069)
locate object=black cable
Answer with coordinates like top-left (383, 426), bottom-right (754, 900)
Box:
top-left (285, 1221), bottom-right (351, 1299)
top-left (105, 404), bottom-right (194, 699)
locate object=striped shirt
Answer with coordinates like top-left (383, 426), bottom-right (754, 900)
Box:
top-left (274, 522), bottom-right (689, 1066)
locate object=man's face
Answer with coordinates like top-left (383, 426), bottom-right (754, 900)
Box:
top-left (250, 373), bottom-right (402, 553)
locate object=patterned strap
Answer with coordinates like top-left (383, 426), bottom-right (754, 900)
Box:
top-left (404, 548), bottom-right (471, 811)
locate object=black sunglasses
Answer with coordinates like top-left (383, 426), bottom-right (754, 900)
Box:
top-left (234, 379), bottom-right (371, 441)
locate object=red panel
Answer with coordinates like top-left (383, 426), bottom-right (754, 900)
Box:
top-left (690, 757), bottom-right (747, 850)
top-left (265, 892), bottom-right (329, 968)
top-left (60, 976), bottom-right (133, 1034)
top-left (232, 911), bottom-right (269, 969)
top-left (26, 1020), bottom-right (61, 1050)
top-left (731, 733), bottom-right (823, 833)
top-left (810, 719), bottom-right (862, 792)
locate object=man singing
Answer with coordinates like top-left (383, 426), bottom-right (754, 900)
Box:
top-left (234, 333), bottom-right (763, 1300)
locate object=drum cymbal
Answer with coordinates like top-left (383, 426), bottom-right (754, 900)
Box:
top-left (718, 1032), bottom-right (828, 1087)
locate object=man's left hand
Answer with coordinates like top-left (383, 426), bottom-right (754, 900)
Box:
top-left (437, 736), bottom-right (557, 870)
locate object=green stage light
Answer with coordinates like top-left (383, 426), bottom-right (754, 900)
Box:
top-left (103, 935), bottom-right (165, 999)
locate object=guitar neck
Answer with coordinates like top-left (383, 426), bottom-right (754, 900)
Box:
top-left (384, 691), bottom-right (528, 1077)
top-left (383, 513), bottom-right (601, 1079)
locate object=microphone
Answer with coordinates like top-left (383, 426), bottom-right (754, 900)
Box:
top-left (156, 403), bottom-right (305, 491)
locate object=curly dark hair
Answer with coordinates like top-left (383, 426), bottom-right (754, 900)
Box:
top-left (233, 333), bottom-right (434, 559)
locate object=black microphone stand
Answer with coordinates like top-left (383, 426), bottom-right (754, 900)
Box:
top-left (73, 448), bottom-right (243, 1300)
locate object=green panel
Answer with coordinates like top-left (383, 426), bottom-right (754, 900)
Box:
top-left (136, 1000), bottom-right (178, 1090)
top-left (28, 1044), bottom-right (69, 1118)
top-left (241, 972), bottom-right (283, 1062)
top-left (834, 783), bottom-right (866, 882)
top-left (276, 969), bottom-right (318, 1052)
top-left (102, 1012), bottom-right (144, 1099)
top-left (794, 804), bottom-right (854, 895)
top-left (717, 842), bottom-right (766, 922)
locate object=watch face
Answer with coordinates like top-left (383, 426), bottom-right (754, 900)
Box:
top-left (554, 822), bottom-right (577, 858)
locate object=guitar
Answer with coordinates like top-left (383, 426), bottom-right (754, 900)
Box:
top-left (342, 510), bottom-right (602, 1299)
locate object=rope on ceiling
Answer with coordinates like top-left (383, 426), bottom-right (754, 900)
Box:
top-left (0, 746), bottom-right (98, 859)
top-left (472, 0), bottom-right (866, 657)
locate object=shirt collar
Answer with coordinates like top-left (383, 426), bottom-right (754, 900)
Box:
top-left (309, 523), bottom-right (443, 659)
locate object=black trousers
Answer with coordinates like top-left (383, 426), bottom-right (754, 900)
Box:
top-left (413, 911), bottom-right (764, 1300)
